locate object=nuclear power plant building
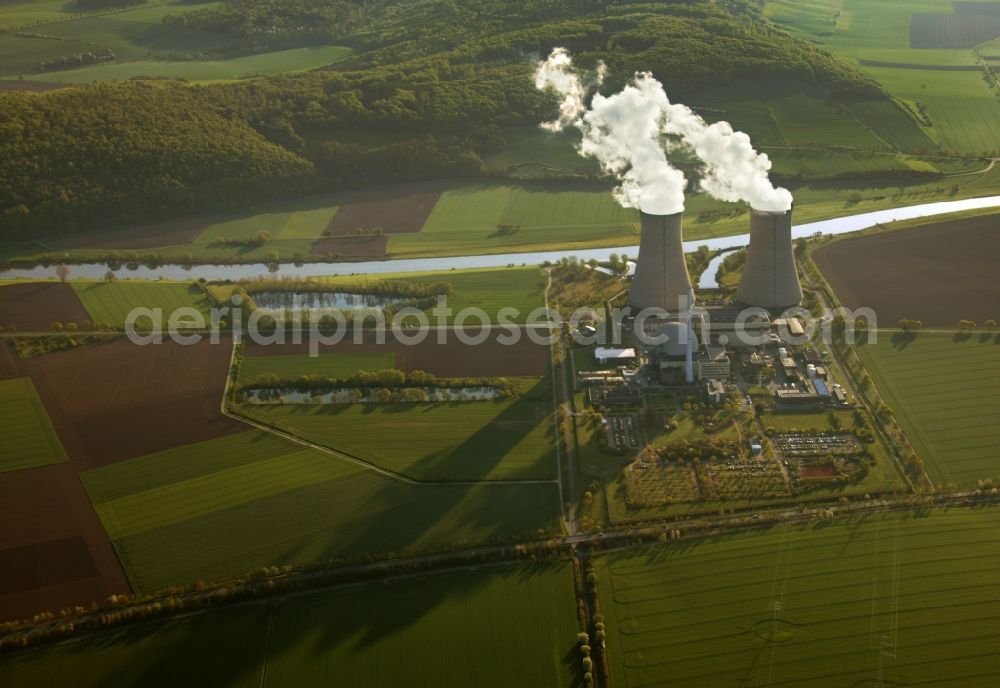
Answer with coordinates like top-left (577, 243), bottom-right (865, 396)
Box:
top-left (735, 208), bottom-right (803, 310)
top-left (627, 211), bottom-right (694, 316)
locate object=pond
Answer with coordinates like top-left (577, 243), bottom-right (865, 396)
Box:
top-left (250, 291), bottom-right (400, 313)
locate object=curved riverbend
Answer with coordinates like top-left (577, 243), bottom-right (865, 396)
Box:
top-left (3, 195), bottom-right (999, 282)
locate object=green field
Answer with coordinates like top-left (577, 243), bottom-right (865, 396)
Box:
top-left (3, 2), bottom-right (228, 71)
top-left (0, 377), bottom-right (67, 472)
top-left (239, 352), bottom-right (396, 383)
top-left (195, 195), bottom-right (341, 244)
top-left (0, 562), bottom-right (579, 688)
top-left (483, 127), bottom-right (600, 178)
top-left (18, 45), bottom-right (353, 83)
top-left (241, 378), bottom-right (555, 481)
top-left (598, 508), bottom-right (1000, 688)
top-left (10, 161), bottom-right (1000, 263)
top-left (0, 0), bottom-right (77, 29)
top-left (858, 332), bottom-right (1000, 487)
top-left (71, 280), bottom-right (217, 327)
top-left (313, 265), bottom-right (547, 321)
top-left (766, 148), bottom-right (962, 178)
top-left (765, 0), bottom-right (1000, 154)
top-left (0, 1), bottom-right (351, 83)
top-left (82, 431), bottom-right (561, 591)
top-left (421, 182), bottom-right (636, 233)
top-left (691, 80), bottom-right (910, 149)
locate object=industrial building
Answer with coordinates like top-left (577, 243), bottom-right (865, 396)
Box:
top-left (696, 345), bottom-right (731, 381)
top-left (628, 211), bottom-right (694, 316)
top-left (695, 305), bottom-right (771, 348)
top-left (656, 323), bottom-right (730, 383)
top-left (736, 208), bottom-right (803, 310)
top-left (594, 347), bottom-right (637, 365)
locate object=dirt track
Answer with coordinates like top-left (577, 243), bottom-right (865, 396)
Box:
top-left (0, 283), bottom-right (90, 331)
top-left (244, 329), bottom-right (551, 377)
top-left (813, 214), bottom-right (1000, 328)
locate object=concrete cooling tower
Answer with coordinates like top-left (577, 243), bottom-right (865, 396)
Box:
top-left (735, 208), bottom-right (802, 310)
top-left (628, 211), bottom-right (695, 315)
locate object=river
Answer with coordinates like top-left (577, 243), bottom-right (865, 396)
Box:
top-left (3, 194), bottom-right (998, 283)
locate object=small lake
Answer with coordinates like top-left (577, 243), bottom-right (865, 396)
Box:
top-left (250, 291), bottom-right (399, 313)
top-left (243, 386), bottom-right (502, 404)
top-left (697, 248), bottom-right (742, 289)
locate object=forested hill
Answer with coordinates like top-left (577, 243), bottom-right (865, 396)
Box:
top-left (1, 0), bottom-right (891, 241)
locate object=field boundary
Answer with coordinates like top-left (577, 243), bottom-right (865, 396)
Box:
top-left (221, 337), bottom-right (560, 487)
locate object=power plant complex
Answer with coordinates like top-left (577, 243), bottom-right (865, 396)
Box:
top-left (627, 206), bottom-right (802, 315)
top-left (619, 204), bottom-right (805, 387)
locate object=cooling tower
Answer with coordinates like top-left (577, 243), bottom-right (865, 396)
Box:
top-left (735, 208), bottom-right (802, 310)
top-left (628, 211), bottom-right (695, 315)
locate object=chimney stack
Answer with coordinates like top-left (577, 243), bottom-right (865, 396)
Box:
top-left (628, 211), bottom-right (695, 316)
top-left (736, 208), bottom-right (802, 310)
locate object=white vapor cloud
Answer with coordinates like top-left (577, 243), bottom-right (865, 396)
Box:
top-left (533, 48), bottom-right (792, 214)
top-left (534, 48), bottom-right (604, 132)
top-left (535, 50), bottom-right (685, 215)
top-left (579, 73), bottom-right (686, 215)
top-left (663, 104), bottom-right (792, 212)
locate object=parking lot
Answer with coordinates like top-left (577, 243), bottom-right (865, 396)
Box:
top-left (606, 414), bottom-right (640, 452)
top-left (775, 433), bottom-right (862, 458)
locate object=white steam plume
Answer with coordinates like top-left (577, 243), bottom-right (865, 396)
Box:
top-left (664, 104), bottom-right (792, 212)
top-left (533, 48), bottom-right (792, 214)
top-left (534, 50), bottom-right (685, 214)
top-left (534, 48), bottom-right (605, 132)
top-left (579, 74), bottom-right (686, 215)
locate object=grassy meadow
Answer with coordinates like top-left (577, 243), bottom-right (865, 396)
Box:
top-left (241, 377), bottom-right (556, 482)
top-left (0, 376), bottom-right (67, 472)
top-left (0, 1), bottom-right (350, 83)
top-left (857, 331), bottom-right (1000, 488)
top-left (25, 46), bottom-right (353, 83)
top-left (598, 508), bottom-right (1000, 688)
top-left (11, 161), bottom-right (999, 264)
top-left (765, 0), bottom-right (1000, 154)
top-left (81, 431), bottom-right (561, 591)
top-left (0, 562), bottom-right (580, 688)
top-left (71, 280), bottom-right (217, 327)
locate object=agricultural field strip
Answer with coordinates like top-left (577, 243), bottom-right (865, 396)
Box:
top-left (89, 449), bottom-right (356, 538)
top-left (0, 376), bottom-right (67, 470)
top-left (239, 377), bottom-right (556, 482)
top-left (16, 46), bottom-right (354, 83)
top-left (599, 512), bottom-right (1000, 683)
top-left (225, 396), bottom-right (556, 486)
top-left (70, 282), bottom-right (215, 326)
top-left (858, 341), bottom-right (1000, 481)
top-left (83, 428), bottom-right (561, 590)
top-left (0, 563), bottom-right (579, 687)
top-left (107, 477), bottom-right (561, 592)
top-left (238, 352), bottom-right (397, 382)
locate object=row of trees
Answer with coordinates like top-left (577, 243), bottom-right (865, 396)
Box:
top-left (241, 368), bottom-right (519, 396)
top-left (239, 276), bottom-right (454, 298)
